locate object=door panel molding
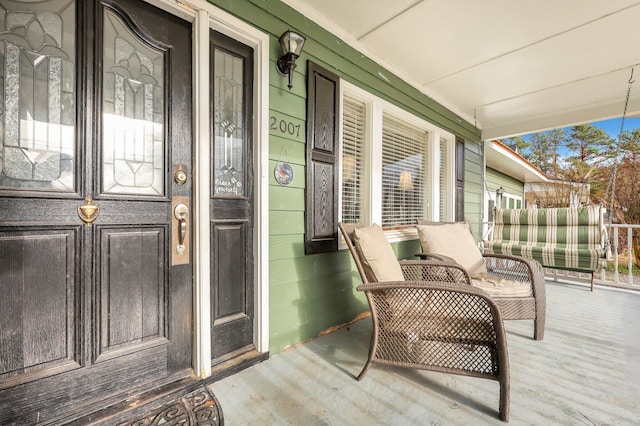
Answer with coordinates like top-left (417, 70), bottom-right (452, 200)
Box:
top-left (0, 228), bottom-right (80, 389)
top-left (96, 226), bottom-right (168, 360)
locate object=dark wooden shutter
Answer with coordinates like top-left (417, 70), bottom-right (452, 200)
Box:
top-left (305, 61), bottom-right (340, 254)
top-left (455, 137), bottom-right (465, 222)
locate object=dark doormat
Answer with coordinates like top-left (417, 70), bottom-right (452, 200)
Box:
top-left (117, 385), bottom-right (223, 425)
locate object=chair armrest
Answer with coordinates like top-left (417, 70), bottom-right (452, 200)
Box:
top-left (415, 252), bottom-right (458, 263)
top-left (399, 259), bottom-right (471, 285)
top-left (357, 279), bottom-right (483, 294)
top-left (482, 253), bottom-right (545, 299)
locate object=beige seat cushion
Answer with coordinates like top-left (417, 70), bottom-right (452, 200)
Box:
top-left (353, 224), bottom-right (404, 282)
top-left (470, 273), bottom-right (532, 298)
top-left (416, 222), bottom-right (488, 275)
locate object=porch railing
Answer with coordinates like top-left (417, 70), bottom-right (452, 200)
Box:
top-left (482, 222), bottom-right (640, 291)
top-left (548, 224), bottom-right (640, 291)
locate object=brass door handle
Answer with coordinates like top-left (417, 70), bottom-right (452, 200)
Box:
top-left (174, 203), bottom-right (188, 256)
top-left (178, 217), bottom-right (187, 246)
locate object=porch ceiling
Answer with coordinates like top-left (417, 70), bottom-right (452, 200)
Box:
top-left (283, 0), bottom-right (640, 140)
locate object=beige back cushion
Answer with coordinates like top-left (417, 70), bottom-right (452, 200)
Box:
top-left (416, 222), bottom-right (487, 275)
top-left (353, 224), bottom-right (405, 282)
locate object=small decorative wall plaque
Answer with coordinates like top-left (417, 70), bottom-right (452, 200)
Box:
top-left (274, 145), bottom-right (294, 186)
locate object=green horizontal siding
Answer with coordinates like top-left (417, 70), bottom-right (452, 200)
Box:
top-left (208, 0), bottom-right (483, 354)
top-left (269, 250), bottom-right (352, 287)
top-left (270, 211), bottom-right (304, 235)
top-left (268, 136), bottom-right (305, 164)
top-left (464, 142), bottom-right (484, 239)
top-left (486, 168), bottom-right (524, 198)
top-left (269, 234), bottom-right (304, 261)
top-left (393, 239), bottom-right (422, 261)
top-left (269, 186), bottom-right (304, 211)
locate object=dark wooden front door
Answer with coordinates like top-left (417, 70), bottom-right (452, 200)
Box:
top-left (209, 30), bottom-right (256, 364)
top-left (0, 0), bottom-right (193, 423)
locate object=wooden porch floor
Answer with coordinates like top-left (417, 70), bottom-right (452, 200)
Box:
top-left (209, 282), bottom-right (640, 425)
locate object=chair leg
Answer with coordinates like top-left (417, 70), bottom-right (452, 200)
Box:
top-left (533, 300), bottom-right (547, 340)
top-left (533, 312), bottom-right (546, 340)
top-left (499, 377), bottom-right (510, 422)
top-left (591, 271), bottom-right (595, 292)
top-left (357, 332), bottom-right (377, 381)
top-left (357, 359), bottom-right (373, 381)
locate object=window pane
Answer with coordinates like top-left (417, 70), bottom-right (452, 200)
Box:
top-left (381, 114), bottom-right (427, 228)
top-left (0, 1), bottom-right (76, 192)
top-left (213, 48), bottom-right (245, 196)
top-left (102, 9), bottom-right (165, 196)
top-left (341, 96), bottom-right (365, 224)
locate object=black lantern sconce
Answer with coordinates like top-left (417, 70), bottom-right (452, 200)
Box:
top-left (496, 186), bottom-right (505, 207)
top-left (276, 30), bottom-right (306, 90)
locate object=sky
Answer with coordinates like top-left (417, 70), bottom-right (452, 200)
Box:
top-left (591, 116), bottom-right (640, 140)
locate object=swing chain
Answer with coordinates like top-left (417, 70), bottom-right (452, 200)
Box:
top-left (616, 68), bottom-right (634, 149)
top-left (603, 67), bottom-right (634, 234)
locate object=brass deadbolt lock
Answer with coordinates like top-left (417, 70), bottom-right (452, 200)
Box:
top-left (174, 167), bottom-right (188, 185)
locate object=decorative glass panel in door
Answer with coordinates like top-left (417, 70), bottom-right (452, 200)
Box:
top-left (0, 0), bottom-right (76, 192)
top-left (213, 47), bottom-right (245, 196)
top-left (102, 8), bottom-right (164, 196)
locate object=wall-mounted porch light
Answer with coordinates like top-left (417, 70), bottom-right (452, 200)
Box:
top-left (276, 30), bottom-right (306, 90)
top-left (496, 186), bottom-right (505, 206)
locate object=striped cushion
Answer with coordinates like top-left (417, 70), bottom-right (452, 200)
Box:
top-left (485, 206), bottom-right (607, 272)
top-left (484, 241), bottom-right (607, 271)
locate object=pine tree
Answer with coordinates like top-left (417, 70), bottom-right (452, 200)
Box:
top-left (564, 124), bottom-right (613, 182)
top-left (527, 129), bottom-right (566, 178)
top-left (503, 136), bottom-right (530, 154)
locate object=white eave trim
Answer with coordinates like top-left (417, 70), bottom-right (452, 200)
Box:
top-left (485, 140), bottom-right (548, 183)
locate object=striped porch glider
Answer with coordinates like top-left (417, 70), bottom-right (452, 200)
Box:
top-left (484, 206), bottom-right (609, 287)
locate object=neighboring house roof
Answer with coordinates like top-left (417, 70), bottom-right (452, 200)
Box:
top-left (525, 180), bottom-right (592, 207)
top-left (485, 140), bottom-right (548, 183)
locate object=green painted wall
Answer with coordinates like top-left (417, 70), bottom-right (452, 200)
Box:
top-left (208, 0), bottom-right (483, 354)
top-left (464, 141), bottom-right (484, 240)
top-left (486, 168), bottom-right (525, 199)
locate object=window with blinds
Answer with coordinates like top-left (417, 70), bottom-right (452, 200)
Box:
top-left (439, 137), bottom-right (449, 221)
top-left (381, 114), bottom-right (428, 228)
top-left (341, 96), bottom-right (366, 224)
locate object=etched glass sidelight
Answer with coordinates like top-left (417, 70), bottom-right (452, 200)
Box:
top-left (213, 48), bottom-right (244, 196)
top-left (102, 9), bottom-right (164, 196)
top-left (0, 0), bottom-right (76, 192)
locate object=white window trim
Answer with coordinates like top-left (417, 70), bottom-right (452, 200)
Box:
top-left (339, 80), bottom-right (456, 244)
top-left (502, 192), bottom-right (523, 209)
top-left (430, 134), bottom-right (456, 222)
top-left (484, 190), bottom-right (523, 220)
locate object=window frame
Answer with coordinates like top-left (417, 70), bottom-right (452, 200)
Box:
top-left (484, 190), bottom-right (523, 221)
top-left (339, 81), bottom-right (457, 244)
